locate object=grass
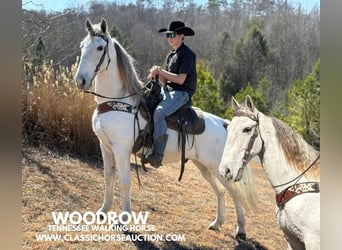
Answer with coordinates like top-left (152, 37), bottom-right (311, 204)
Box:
top-left (22, 61), bottom-right (100, 159)
top-left (22, 146), bottom-right (287, 249)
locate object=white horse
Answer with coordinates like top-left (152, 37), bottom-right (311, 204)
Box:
top-left (74, 18), bottom-right (257, 238)
top-left (219, 95), bottom-right (320, 249)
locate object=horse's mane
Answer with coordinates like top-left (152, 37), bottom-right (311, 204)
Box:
top-left (271, 117), bottom-right (320, 180)
top-left (112, 38), bottom-right (144, 101)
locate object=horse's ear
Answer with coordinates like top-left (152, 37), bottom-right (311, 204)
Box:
top-left (85, 18), bottom-right (94, 33)
top-left (100, 18), bottom-right (108, 34)
top-left (245, 95), bottom-right (255, 112)
top-left (231, 96), bottom-right (240, 111)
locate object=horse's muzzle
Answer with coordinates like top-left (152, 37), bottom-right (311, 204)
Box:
top-left (75, 76), bottom-right (86, 89)
top-left (75, 75), bottom-right (91, 90)
top-left (220, 166), bottom-right (233, 180)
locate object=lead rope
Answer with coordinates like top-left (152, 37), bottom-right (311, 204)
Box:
top-left (133, 111), bottom-right (150, 189)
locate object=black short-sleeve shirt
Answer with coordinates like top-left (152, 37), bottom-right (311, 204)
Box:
top-left (165, 43), bottom-right (197, 96)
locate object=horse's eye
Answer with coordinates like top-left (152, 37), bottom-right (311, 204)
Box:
top-left (97, 46), bottom-right (103, 51)
top-left (243, 127), bottom-right (252, 133)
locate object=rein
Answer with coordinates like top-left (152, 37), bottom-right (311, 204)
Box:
top-left (272, 154), bottom-right (320, 188)
top-left (84, 89), bottom-right (142, 100)
top-left (83, 79), bottom-right (150, 100)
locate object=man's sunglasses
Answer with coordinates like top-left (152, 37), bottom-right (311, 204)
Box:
top-left (166, 33), bottom-right (177, 39)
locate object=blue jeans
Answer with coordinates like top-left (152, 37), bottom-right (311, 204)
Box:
top-left (153, 87), bottom-right (190, 140)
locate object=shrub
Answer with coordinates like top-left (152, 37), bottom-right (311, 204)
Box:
top-left (22, 60), bottom-right (101, 159)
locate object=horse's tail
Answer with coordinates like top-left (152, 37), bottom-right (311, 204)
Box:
top-left (229, 163), bottom-right (258, 211)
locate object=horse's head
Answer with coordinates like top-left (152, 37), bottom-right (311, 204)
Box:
top-left (74, 18), bottom-right (112, 90)
top-left (219, 95), bottom-right (264, 182)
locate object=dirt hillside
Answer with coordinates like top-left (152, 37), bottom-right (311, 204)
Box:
top-left (22, 146), bottom-right (287, 249)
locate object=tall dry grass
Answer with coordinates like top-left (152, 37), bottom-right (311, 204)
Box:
top-left (22, 60), bottom-right (100, 159)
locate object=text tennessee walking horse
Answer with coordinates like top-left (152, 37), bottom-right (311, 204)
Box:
top-left (219, 96), bottom-right (320, 249)
top-left (74, 18), bottom-right (257, 238)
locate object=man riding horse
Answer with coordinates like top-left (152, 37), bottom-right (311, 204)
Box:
top-left (141, 20), bottom-right (197, 168)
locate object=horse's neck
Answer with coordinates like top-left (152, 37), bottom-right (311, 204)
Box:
top-left (258, 113), bottom-right (304, 194)
top-left (93, 65), bottom-right (123, 104)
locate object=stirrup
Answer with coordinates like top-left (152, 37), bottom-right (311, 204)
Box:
top-left (141, 154), bottom-right (162, 168)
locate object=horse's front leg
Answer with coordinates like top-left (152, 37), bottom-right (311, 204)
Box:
top-left (97, 142), bottom-right (116, 214)
top-left (113, 146), bottom-right (131, 214)
top-left (225, 185), bottom-right (246, 239)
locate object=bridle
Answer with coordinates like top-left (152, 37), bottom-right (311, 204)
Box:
top-left (232, 109), bottom-right (264, 178)
top-left (91, 32), bottom-right (111, 74)
top-left (82, 32), bottom-right (149, 100)
top-left (79, 31), bottom-right (113, 98)
top-left (242, 121), bottom-right (260, 166)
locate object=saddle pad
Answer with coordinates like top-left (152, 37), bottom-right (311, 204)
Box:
top-left (166, 107), bottom-right (205, 135)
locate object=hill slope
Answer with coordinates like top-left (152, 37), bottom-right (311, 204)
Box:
top-left (22, 146), bottom-right (287, 249)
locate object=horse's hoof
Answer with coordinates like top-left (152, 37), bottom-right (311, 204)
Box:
top-left (235, 233), bottom-right (246, 241)
top-left (96, 209), bottom-right (108, 221)
top-left (208, 225), bottom-right (219, 231)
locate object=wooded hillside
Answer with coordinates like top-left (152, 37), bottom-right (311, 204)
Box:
top-left (22, 0), bottom-right (320, 148)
